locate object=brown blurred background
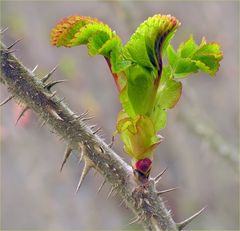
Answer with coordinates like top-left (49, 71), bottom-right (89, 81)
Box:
top-left (0, 1), bottom-right (239, 230)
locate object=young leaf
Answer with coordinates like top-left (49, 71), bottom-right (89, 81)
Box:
top-left (167, 35), bottom-right (223, 78)
top-left (156, 77), bottom-right (182, 110)
top-left (177, 35), bottom-right (198, 58)
top-left (174, 58), bottom-right (199, 78)
top-left (51, 14), bottom-right (223, 168)
top-left (119, 65), bottom-right (155, 117)
top-left (116, 112), bottom-right (161, 160)
top-left (51, 15), bottom-right (127, 91)
top-left (118, 15), bottom-right (181, 120)
top-left (191, 42), bottom-right (223, 76)
top-left (166, 44), bottom-right (178, 68)
top-left (151, 66), bottom-right (182, 130)
top-left (123, 14), bottom-right (180, 77)
top-left (150, 107), bottom-right (167, 131)
top-left (51, 15), bottom-right (122, 58)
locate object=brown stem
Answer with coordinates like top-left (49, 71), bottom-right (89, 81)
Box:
top-left (0, 40), bottom-right (178, 230)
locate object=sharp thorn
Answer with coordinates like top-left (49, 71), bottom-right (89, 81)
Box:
top-left (32, 64), bottom-right (38, 73)
top-left (154, 167), bottom-right (168, 184)
top-left (56, 97), bottom-right (65, 104)
top-left (7, 38), bottom-right (22, 50)
top-left (78, 145), bottom-right (85, 165)
top-left (42, 65), bottom-right (58, 83)
top-left (49, 91), bottom-right (57, 98)
top-left (176, 207), bottom-right (206, 230)
top-left (129, 215), bottom-right (138, 222)
top-left (15, 106), bottom-right (29, 125)
top-left (60, 145), bottom-right (72, 172)
top-left (48, 108), bottom-right (63, 121)
top-left (107, 186), bottom-right (117, 200)
top-left (107, 186), bottom-right (114, 200)
top-left (93, 127), bottom-right (101, 135)
top-left (4, 49), bottom-right (16, 54)
top-left (94, 170), bottom-right (99, 177)
top-left (97, 179), bottom-right (106, 194)
top-left (40, 120), bottom-right (46, 128)
top-left (119, 199), bottom-right (125, 207)
top-left (75, 158), bottom-right (93, 193)
top-left (129, 215), bottom-right (141, 225)
top-left (45, 79), bottom-right (67, 90)
top-left (59, 136), bottom-right (64, 141)
top-left (80, 110), bottom-right (89, 117)
top-left (0, 95), bottom-right (14, 106)
top-left (168, 209), bottom-right (172, 216)
top-left (90, 125), bottom-right (96, 129)
top-left (157, 187), bottom-right (179, 195)
top-left (108, 135), bottom-right (115, 148)
top-left (0, 27), bottom-right (8, 34)
top-left (81, 116), bottom-right (95, 122)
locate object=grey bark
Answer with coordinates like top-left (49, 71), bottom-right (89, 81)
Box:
top-left (1, 40), bottom-right (201, 230)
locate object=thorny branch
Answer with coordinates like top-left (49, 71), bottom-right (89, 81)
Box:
top-left (0, 38), bottom-right (205, 231)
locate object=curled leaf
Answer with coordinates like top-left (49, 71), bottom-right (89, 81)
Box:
top-left (51, 15), bottom-right (125, 90)
top-left (123, 14), bottom-right (180, 77)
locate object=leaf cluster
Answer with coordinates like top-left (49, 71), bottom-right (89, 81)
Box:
top-left (51, 14), bottom-right (223, 160)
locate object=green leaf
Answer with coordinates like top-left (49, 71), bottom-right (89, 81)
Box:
top-left (51, 15), bottom-right (223, 161)
top-left (51, 15), bottom-right (123, 59)
top-left (167, 44), bottom-right (178, 68)
top-left (177, 35), bottom-right (198, 58)
top-left (150, 66), bottom-right (182, 130)
top-left (51, 15), bottom-right (125, 91)
top-left (87, 31), bottom-right (111, 56)
top-left (156, 78), bottom-right (182, 109)
top-left (191, 42), bottom-right (223, 76)
top-left (167, 35), bottom-right (223, 78)
top-left (174, 58), bottom-right (199, 78)
top-left (123, 14), bottom-right (180, 74)
top-left (119, 85), bottom-right (136, 118)
top-left (150, 107), bottom-right (167, 131)
top-left (119, 65), bottom-right (155, 117)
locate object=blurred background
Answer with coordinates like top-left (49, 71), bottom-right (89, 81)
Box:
top-left (0, 1), bottom-right (239, 230)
